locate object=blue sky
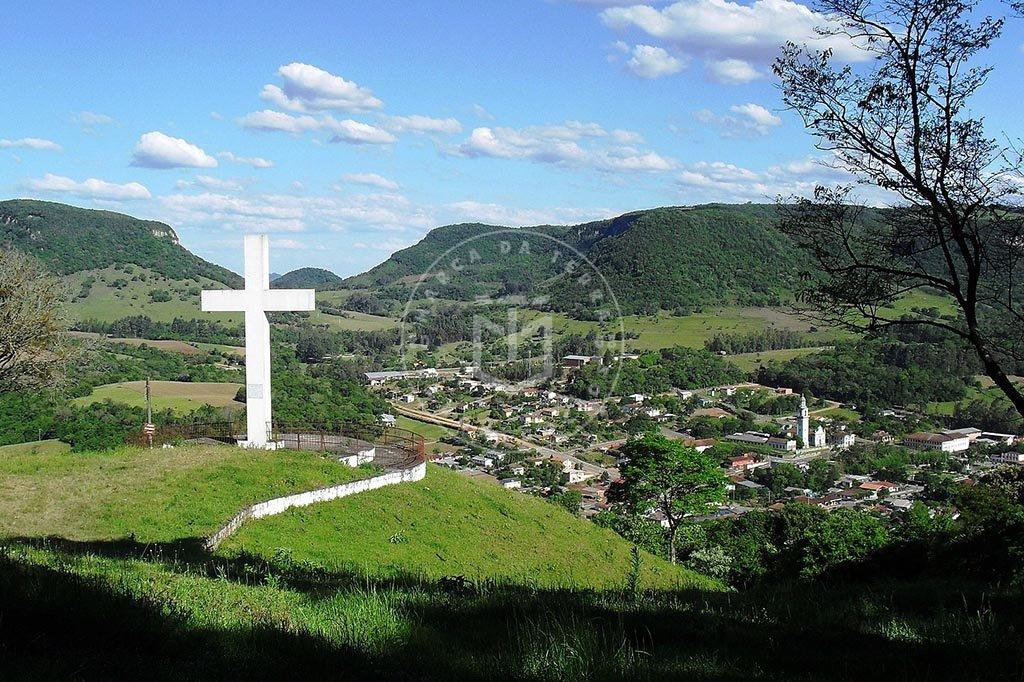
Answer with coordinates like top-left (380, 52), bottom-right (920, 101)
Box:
top-left (2, 0), bottom-right (1022, 276)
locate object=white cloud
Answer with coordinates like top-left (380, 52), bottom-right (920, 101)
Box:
top-left (160, 192), bottom-right (306, 232)
top-left (352, 237), bottom-right (416, 252)
top-left (380, 114), bottom-right (462, 135)
top-left (626, 44), bottom-right (686, 79)
top-left (237, 110), bottom-right (394, 145)
top-left (159, 190), bottom-right (435, 234)
top-left (175, 175), bottom-right (247, 192)
top-left (260, 62), bottom-right (382, 113)
top-left (327, 119), bottom-right (396, 145)
top-left (237, 110), bottom-right (322, 134)
top-left (706, 58), bottom-right (761, 84)
top-left (445, 201), bottom-right (617, 227)
top-left (0, 137), bottom-right (62, 152)
top-left (70, 111), bottom-right (116, 131)
top-left (271, 238), bottom-right (307, 250)
top-left (341, 172), bottom-right (400, 191)
top-left (218, 151), bottom-right (274, 168)
top-left (450, 121), bottom-right (672, 173)
top-left (471, 104), bottom-right (494, 120)
top-left (24, 173), bottom-right (150, 200)
top-left (599, 0), bottom-right (868, 82)
top-left (694, 102), bottom-right (781, 136)
top-left (674, 157), bottom-right (869, 202)
top-left (131, 131), bottom-right (217, 169)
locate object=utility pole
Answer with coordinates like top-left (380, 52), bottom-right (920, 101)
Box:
top-left (144, 377), bottom-right (155, 448)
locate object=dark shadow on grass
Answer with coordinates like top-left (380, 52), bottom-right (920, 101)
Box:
top-left (2, 536), bottom-right (1023, 681)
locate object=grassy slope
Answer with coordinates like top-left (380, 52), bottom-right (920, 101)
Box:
top-left (0, 444), bottom-right (370, 542)
top-left (72, 380), bottom-right (243, 412)
top-left (220, 465), bottom-right (698, 590)
top-left (306, 308), bottom-right (399, 331)
top-left (0, 439), bottom-right (71, 456)
top-left (67, 266), bottom-right (240, 324)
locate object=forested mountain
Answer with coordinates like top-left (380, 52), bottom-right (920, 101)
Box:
top-left (272, 267), bottom-right (344, 289)
top-left (0, 199), bottom-right (240, 287)
top-left (344, 205), bottom-right (809, 314)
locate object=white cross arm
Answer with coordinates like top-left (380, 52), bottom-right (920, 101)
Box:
top-left (201, 288), bottom-right (316, 313)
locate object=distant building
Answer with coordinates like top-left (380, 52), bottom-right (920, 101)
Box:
top-left (562, 355), bottom-right (598, 368)
top-left (767, 436), bottom-right (797, 452)
top-left (903, 431), bottom-right (970, 453)
top-left (500, 478), bottom-right (522, 489)
top-left (379, 413), bottom-right (397, 427)
top-left (981, 432), bottom-right (1017, 446)
top-left (471, 455), bottom-right (495, 468)
top-left (812, 425), bottom-right (827, 448)
top-left (991, 451), bottom-right (1024, 465)
top-left (797, 396), bottom-right (810, 447)
top-left (775, 387), bottom-right (794, 395)
top-left (726, 432), bottom-right (770, 446)
top-left (829, 430), bottom-right (856, 450)
top-left (727, 455), bottom-right (770, 474)
top-left (945, 427), bottom-right (983, 442)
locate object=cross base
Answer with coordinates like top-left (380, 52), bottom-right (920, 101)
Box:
top-left (236, 439), bottom-right (287, 450)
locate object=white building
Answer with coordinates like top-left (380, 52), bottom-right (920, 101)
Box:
top-left (797, 395), bottom-right (810, 447)
top-left (812, 425), bottom-right (827, 448)
top-left (903, 432), bottom-right (971, 453)
top-left (992, 451), bottom-right (1024, 465)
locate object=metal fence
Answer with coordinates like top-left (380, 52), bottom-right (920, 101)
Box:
top-left (129, 420), bottom-right (425, 465)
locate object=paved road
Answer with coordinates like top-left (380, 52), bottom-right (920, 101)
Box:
top-left (392, 403), bottom-right (606, 476)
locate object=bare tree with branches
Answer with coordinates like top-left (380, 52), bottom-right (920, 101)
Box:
top-left (774, 0), bottom-right (1024, 417)
top-left (0, 249), bottom-right (70, 393)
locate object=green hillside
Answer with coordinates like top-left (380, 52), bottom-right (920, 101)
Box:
top-left (222, 465), bottom-right (692, 588)
top-left (0, 199), bottom-right (240, 287)
top-left (0, 444), bottom-right (370, 543)
top-left (344, 205), bottom-right (808, 314)
top-left (272, 266), bottom-right (344, 289)
top-left (1, 446), bottom-right (1021, 679)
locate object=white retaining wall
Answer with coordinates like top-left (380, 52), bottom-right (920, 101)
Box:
top-left (205, 460), bottom-right (426, 550)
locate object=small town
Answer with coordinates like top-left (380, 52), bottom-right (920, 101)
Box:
top-left (366, 355), bottom-right (1023, 526)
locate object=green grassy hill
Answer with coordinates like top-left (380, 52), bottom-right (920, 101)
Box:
top-left (221, 465), bottom-right (693, 589)
top-left (345, 205), bottom-right (810, 314)
top-left (66, 265), bottom-right (240, 324)
top-left (72, 380), bottom-right (243, 413)
top-left (272, 266), bottom-right (344, 289)
top-left (0, 444), bottom-right (370, 542)
top-left (1, 444), bottom-right (1022, 679)
top-left (0, 199), bottom-right (240, 286)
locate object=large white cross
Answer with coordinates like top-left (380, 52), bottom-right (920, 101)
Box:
top-left (201, 235), bottom-right (315, 448)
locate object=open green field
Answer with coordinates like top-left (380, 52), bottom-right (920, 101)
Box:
top-left (394, 414), bottom-right (454, 442)
top-left (71, 331), bottom-right (246, 358)
top-left (729, 346), bottom-right (832, 372)
top-left (0, 444), bottom-right (370, 542)
top-left (73, 380), bottom-right (242, 413)
top-left (308, 308), bottom-right (399, 332)
top-left (222, 465), bottom-right (687, 589)
top-left (514, 306), bottom-right (844, 352)
top-left (0, 439), bottom-right (71, 457)
top-left (67, 266), bottom-right (240, 325)
top-left (926, 376), bottom-right (1024, 417)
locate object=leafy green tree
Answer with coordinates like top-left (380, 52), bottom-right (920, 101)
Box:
top-left (549, 489), bottom-right (582, 516)
top-left (774, 0), bottom-right (1024, 417)
top-left (800, 509), bottom-right (889, 578)
top-left (617, 434), bottom-right (728, 563)
top-left (0, 250), bottom-right (71, 392)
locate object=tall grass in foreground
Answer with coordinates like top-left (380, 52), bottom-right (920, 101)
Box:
top-left (1, 539), bottom-right (1022, 681)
